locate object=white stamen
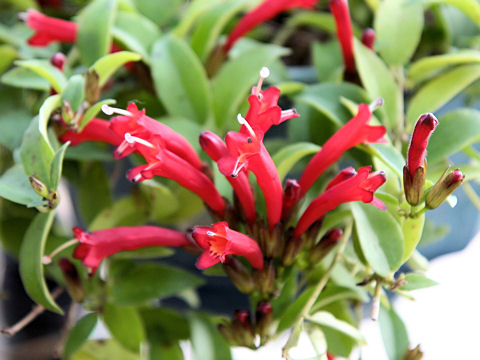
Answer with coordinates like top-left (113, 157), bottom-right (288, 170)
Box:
top-left (231, 158), bottom-right (247, 178)
top-left (101, 104), bottom-right (133, 117)
top-left (281, 108), bottom-right (298, 120)
top-left (237, 114), bottom-right (256, 138)
top-left (369, 98), bottom-right (384, 112)
top-left (206, 231), bottom-right (215, 237)
top-left (18, 12), bottom-right (28, 21)
top-left (260, 66), bottom-right (270, 79)
top-left (124, 133), bottom-right (155, 148)
top-left (133, 173), bottom-right (143, 183)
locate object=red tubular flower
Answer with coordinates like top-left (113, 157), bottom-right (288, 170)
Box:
top-left (72, 226), bottom-right (190, 273)
top-left (282, 179), bottom-right (301, 220)
top-left (406, 113), bottom-right (438, 178)
top-left (192, 222), bottom-right (264, 270)
top-left (294, 166), bottom-right (386, 238)
top-left (299, 103), bottom-right (386, 198)
top-left (223, 0), bottom-right (317, 53)
top-left (124, 135), bottom-right (226, 216)
top-left (20, 9), bottom-right (77, 46)
top-left (330, 0), bottom-right (355, 73)
top-left (105, 104), bottom-right (203, 170)
top-left (60, 118), bottom-right (123, 146)
top-left (361, 28), bottom-right (376, 50)
top-left (200, 131), bottom-right (256, 224)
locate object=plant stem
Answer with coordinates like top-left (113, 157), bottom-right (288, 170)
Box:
top-left (282, 220), bottom-right (353, 355)
top-left (371, 280), bottom-right (383, 321)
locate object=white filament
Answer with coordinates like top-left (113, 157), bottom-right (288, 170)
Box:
top-left (237, 114), bottom-right (256, 138)
top-left (101, 104), bottom-right (133, 117)
top-left (124, 133), bottom-right (155, 148)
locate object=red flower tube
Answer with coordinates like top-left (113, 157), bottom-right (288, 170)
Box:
top-left (60, 118), bottom-right (123, 146)
top-left (299, 103), bottom-right (386, 198)
top-left (406, 113), bottom-right (438, 178)
top-left (282, 179), bottom-right (301, 220)
top-left (20, 9), bottom-right (77, 46)
top-left (192, 222), bottom-right (264, 270)
top-left (294, 166), bottom-right (386, 238)
top-left (223, 0), bottom-right (317, 53)
top-left (72, 226), bottom-right (191, 273)
top-left (200, 131), bottom-right (256, 224)
top-left (330, 0), bottom-right (355, 73)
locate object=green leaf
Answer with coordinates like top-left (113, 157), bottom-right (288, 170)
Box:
top-left (14, 60), bottom-right (67, 93)
top-left (212, 44), bottom-right (289, 129)
top-left (374, 0), bottom-right (424, 65)
top-left (312, 41), bottom-right (344, 83)
top-left (312, 286), bottom-right (369, 313)
top-left (0, 164), bottom-right (42, 206)
top-left (61, 75), bottom-right (85, 112)
top-left (354, 39), bottom-right (402, 129)
top-left (351, 202), bottom-right (404, 276)
top-left (107, 260), bottom-right (203, 305)
top-left (408, 50), bottom-right (480, 83)
top-left (272, 142), bottom-right (320, 181)
top-left (150, 343), bottom-right (183, 360)
top-left (427, 108), bottom-right (480, 164)
top-left (190, 313), bottom-right (232, 360)
top-left (49, 142), bottom-right (69, 191)
top-left (133, 0), bottom-right (183, 27)
top-left (401, 213), bottom-right (425, 263)
top-left (90, 51), bottom-right (142, 87)
top-left (295, 83), bottom-right (369, 127)
top-left (151, 35), bottom-right (212, 124)
top-left (79, 162), bottom-right (112, 224)
top-left (379, 305), bottom-right (409, 360)
top-left (0, 44), bottom-right (17, 75)
top-left (102, 303), bottom-right (145, 353)
top-left (64, 313), bottom-right (98, 359)
top-left (112, 11), bottom-right (160, 61)
top-left (173, 0), bottom-right (229, 37)
top-left (72, 339), bottom-right (139, 360)
top-left (423, 0), bottom-right (480, 29)
top-left (140, 308), bottom-right (190, 343)
top-left (406, 64), bottom-right (480, 129)
top-left (307, 311), bottom-right (366, 345)
top-left (19, 211), bottom-right (62, 313)
top-left (1, 67), bottom-right (50, 91)
top-left (78, 99), bottom-right (116, 131)
top-left (277, 287), bottom-right (315, 334)
top-left (364, 143), bottom-right (405, 178)
top-left (190, 0), bottom-right (250, 62)
top-left (77, 0), bottom-right (118, 66)
top-left (139, 179), bottom-right (179, 221)
top-left (89, 196), bottom-right (147, 230)
top-left (398, 273), bottom-right (438, 291)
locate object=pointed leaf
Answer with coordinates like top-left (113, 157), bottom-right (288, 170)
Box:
top-left (379, 305), bottom-right (409, 360)
top-left (14, 60), bottom-right (67, 93)
top-left (50, 142), bottom-right (69, 191)
top-left (78, 98), bottom-right (116, 131)
top-left (423, 0), bottom-right (480, 29)
top-left (1, 67), bottom-right (50, 90)
top-left (91, 51), bottom-right (141, 87)
top-left (308, 311), bottom-right (366, 345)
top-left (61, 75), bottom-right (85, 112)
top-left (63, 313), bottom-right (98, 359)
top-left (401, 213), bottom-right (425, 263)
top-left (190, 313), bottom-right (232, 360)
top-left (0, 164), bottom-right (42, 206)
top-left (398, 273), bottom-right (438, 291)
top-left (273, 142), bottom-right (321, 181)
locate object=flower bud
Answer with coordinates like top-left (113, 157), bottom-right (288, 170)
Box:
top-left (223, 257), bottom-right (255, 294)
top-left (309, 228), bottom-right (343, 264)
top-left (282, 179), bottom-right (301, 221)
top-left (50, 52), bottom-right (66, 71)
top-left (232, 310), bottom-right (254, 346)
top-left (403, 166), bottom-right (426, 206)
top-left (361, 28), bottom-right (376, 50)
top-left (255, 301), bottom-right (273, 339)
top-left (426, 169), bottom-right (464, 209)
top-left (29, 175), bottom-right (49, 198)
top-left (403, 345), bottom-right (424, 360)
top-left (253, 260), bottom-right (275, 295)
top-left (58, 258), bottom-right (85, 302)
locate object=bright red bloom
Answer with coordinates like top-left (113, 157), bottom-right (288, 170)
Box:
top-left (107, 103), bottom-right (203, 170)
top-left (294, 166), bottom-right (386, 238)
top-left (361, 28), bottom-right (376, 50)
top-left (330, 0), bottom-right (355, 73)
top-left (72, 226), bottom-right (190, 273)
top-left (200, 131), bottom-right (256, 224)
top-left (299, 103), bottom-right (386, 198)
top-left (21, 9), bottom-right (77, 46)
top-left (406, 113), bottom-right (438, 178)
top-left (60, 118), bottom-right (123, 146)
top-left (124, 135), bottom-right (226, 216)
top-left (223, 0), bottom-right (317, 52)
top-left (192, 222), bottom-right (264, 270)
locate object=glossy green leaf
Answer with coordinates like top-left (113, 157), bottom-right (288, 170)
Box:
top-left (64, 313), bottom-right (98, 359)
top-left (312, 41), bottom-right (344, 83)
top-left (14, 60), bottom-right (67, 93)
top-left (423, 0), bottom-right (480, 28)
top-left (312, 286), bottom-right (369, 313)
top-left (0, 164), bottom-right (42, 206)
top-left (374, 0), bottom-right (424, 65)
top-left (139, 179), bottom-right (179, 221)
top-left (78, 99), bottom-right (116, 131)
top-left (295, 83), bottom-right (369, 127)
top-left (308, 311), bottom-right (366, 345)
top-left (89, 196), bottom-right (147, 231)
top-left (398, 273), bottom-right (439, 291)
top-left (79, 162), bottom-right (112, 224)
top-left (190, 313), bottom-right (232, 360)
top-left (91, 51), bottom-right (141, 87)
top-left (1, 67), bottom-right (50, 90)
top-left (272, 142), bottom-right (320, 181)
top-left (102, 303), bottom-right (145, 353)
top-left (77, 0), bottom-right (118, 66)
top-left (406, 64), bottom-right (480, 129)
top-left (133, 0), bottom-right (183, 26)
top-left (19, 211), bottom-right (62, 313)
top-left (212, 44), bottom-right (289, 128)
top-left (408, 50), bottom-right (480, 83)
top-left (365, 143), bottom-right (405, 178)
top-left (0, 109), bottom-right (30, 151)
top-left (150, 343), bottom-right (184, 360)
top-left (401, 213), bottom-right (425, 263)
top-left (427, 109), bottom-right (480, 164)
top-left (107, 260), bottom-right (203, 305)
top-left (72, 339), bottom-right (138, 360)
top-left (379, 305), bottom-right (409, 360)
top-left (112, 11), bottom-right (160, 60)
top-left (61, 75), bottom-right (85, 112)
top-left (151, 35), bottom-right (212, 124)
top-left (354, 39), bottom-right (402, 129)
top-left (277, 287), bottom-right (315, 333)
top-left (351, 202), bottom-right (404, 276)
top-left (190, 0), bottom-right (250, 62)
top-left (173, 0), bottom-right (229, 37)
top-left (140, 308), bottom-right (190, 343)
top-left (0, 44), bottom-right (17, 75)
top-left (49, 142), bottom-right (69, 191)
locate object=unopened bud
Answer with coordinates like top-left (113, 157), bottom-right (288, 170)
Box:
top-left (85, 70), bottom-right (100, 104)
top-left (50, 52), bottom-right (66, 71)
top-left (361, 28), bottom-right (376, 50)
top-left (282, 234), bottom-right (306, 267)
top-left (232, 310), bottom-right (254, 346)
top-left (426, 169), bottom-right (464, 209)
top-left (282, 179), bottom-right (301, 221)
top-left (309, 228), bottom-right (343, 264)
top-left (403, 165), bottom-right (426, 206)
top-left (62, 100), bottom-right (74, 124)
top-left (223, 257), bottom-right (255, 294)
top-left (253, 260), bottom-right (275, 295)
top-left (199, 131), bottom-right (227, 161)
top-left (403, 344), bottom-right (424, 360)
top-left (58, 258), bottom-right (85, 302)
top-left (29, 176), bottom-right (49, 198)
top-left (255, 301), bottom-right (273, 339)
